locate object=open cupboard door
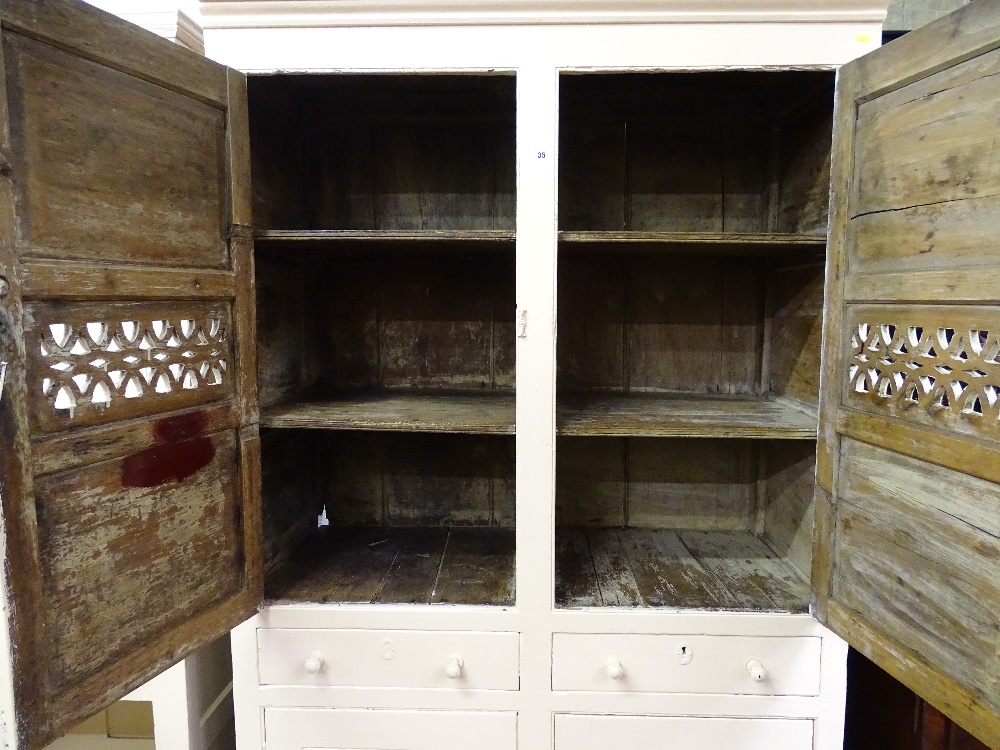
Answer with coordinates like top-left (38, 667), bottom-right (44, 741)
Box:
top-left (815, 3), bottom-right (1000, 747)
top-left (0, 1), bottom-right (260, 748)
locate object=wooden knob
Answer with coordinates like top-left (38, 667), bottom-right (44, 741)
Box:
top-left (747, 659), bottom-right (767, 682)
top-left (606, 657), bottom-right (624, 680)
top-left (303, 651), bottom-right (324, 674)
top-left (445, 656), bottom-right (464, 679)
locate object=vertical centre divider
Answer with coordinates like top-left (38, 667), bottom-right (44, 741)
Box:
top-left (515, 66), bottom-right (559, 750)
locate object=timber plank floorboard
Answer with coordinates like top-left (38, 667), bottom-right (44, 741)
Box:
top-left (267, 527), bottom-right (515, 605)
top-left (555, 527), bottom-right (809, 611)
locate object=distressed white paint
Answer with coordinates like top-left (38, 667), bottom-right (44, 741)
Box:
top-left (204, 5), bottom-right (878, 750)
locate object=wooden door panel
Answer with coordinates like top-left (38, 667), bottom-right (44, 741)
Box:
top-left (4, 33), bottom-right (229, 268)
top-left (0, 2), bottom-right (260, 748)
top-left (35, 429), bottom-right (242, 691)
top-left (817, 3), bottom-right (1000, 746)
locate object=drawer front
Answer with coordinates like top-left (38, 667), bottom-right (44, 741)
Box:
top-left (265, 708), bottom-right (517, 750)
top-left (552, 633), bottom-right (821, 695)
top-left (555, 714), bottom-right (813, 750)
top-left (258, 629), bottom-right (519, 690)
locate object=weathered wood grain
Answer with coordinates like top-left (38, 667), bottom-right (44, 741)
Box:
top-left (760, 441), bottom-right (816, 580)
top-left (776, 97), bottom-right (834, 235)
top-left (556, 437), bottom-right (626, 527)
top-left (21, 262), bottom-right (235, 300)
top-left (260, 428), bottom-right (317, 573)
top-left (376, 528), bottom-right (449, 604)
top-left (4, 34), bottom-right (228, 269)
top-left (554, 527), bottom-right (809, 612)
top-left (382, 433), bottom-right (494, 526)
top-left (0, 7), bottom-right (258, 746)
top-left (851, 196), bottom-right (1000, 276)
top-left (587, 528), bottom-right (644, 607)
top-left (557, 231), bottom-right (826, 255)
top-left (32, 403), bottom-right (238, 477)
top-left (248, 74), bottom-right (515, 232)
top-left (431, 527), bottom-right (515, 606)
top-left (554, 530), bottom-right (602, 607)
top-left (854, 60), bottom-right (1000, 218)
top-left (556, 392), bottom-right (816, 438)
top-left (618, 528), bottom-right (731, 609)
top-left (627, 438), bottom-right (755, 530)
top-left (677, 530), bottom-right (809, 611)
top-left (270, 527), bottom-right (514, 606)
top-left (263, 392), bottom-right (515, 434)
top-left (835, 438), bottom-right (1000, 725)
top-left (556, 255), bottom-right (626, 391)
top-left (767, 259), bottom-right (825, 406)
top-left (267, 528), bottom-right (404, 604)
top-left (35, 429), bottom-right (242, 691)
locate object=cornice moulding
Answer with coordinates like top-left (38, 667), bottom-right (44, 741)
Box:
top-left (199, 0), bottom-right (890, 28)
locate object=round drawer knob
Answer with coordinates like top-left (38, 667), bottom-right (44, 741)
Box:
top-left (444, 656), bottom-right (464, 679)
top-left (747, 659), bottom-right (768, 682)
top-left (606, 657), bottom-right (624, 680)
top-left (303, 651), bottom-right (324, 674)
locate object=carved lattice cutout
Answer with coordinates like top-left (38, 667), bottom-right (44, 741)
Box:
top-left (39, 316), bottom-right (228, 418)
top-left (848, 323), bottom-right (1000, 422)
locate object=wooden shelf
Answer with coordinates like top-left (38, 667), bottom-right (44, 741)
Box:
top-left (255, 229), bottom-right (514, 250)
top-left (557, 392), bottom-right (817, 439)
top-left (262, 391), bottom-right (515, 434)
top-left (558, 231), bottom-right (826, 255)
top-left (556, 527), bottom-right (808, 612)
top-left (267, 527), bottom-right (515, 606)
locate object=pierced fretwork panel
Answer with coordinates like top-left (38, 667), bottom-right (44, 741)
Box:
top-left (26, 302), bottom-right (234, 434)
top-left (845, 314), bottom-right (1000, 434)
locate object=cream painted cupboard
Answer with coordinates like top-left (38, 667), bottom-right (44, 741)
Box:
top-left (1, 1), bottom-right (999, 749)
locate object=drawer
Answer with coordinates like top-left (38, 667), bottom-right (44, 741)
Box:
top-left (552, 633), bottom-right (820, 695)
top-left (555, 714), bottom-right (812, 750)
top-left (258, 629), bottom-right (519, 690)
top-left (265, 708), bottom-right (517, 750)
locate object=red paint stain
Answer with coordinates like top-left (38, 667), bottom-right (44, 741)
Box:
top-left (122, 436), bottom-right (215, 488)
top-left (153, 410), bottom-right (210, 443)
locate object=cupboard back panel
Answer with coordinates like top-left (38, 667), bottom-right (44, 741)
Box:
top-left (556, 437), bottom-right (756, 530)
top-left (257, 249), bottom-right (514, 395)
top-left (558, 255), bottom-right (764, 394)
top-left (558, 72), bottom-right (833, 233)
top-left (248, 75), bottom-right (515, 231)
top-left (320, 432), bottom-right (515, 528)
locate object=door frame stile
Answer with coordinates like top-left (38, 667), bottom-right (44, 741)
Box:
top-left (812, 61), bottom-right (859, 624)
top-left (0, 21), bottom-right (45, 749)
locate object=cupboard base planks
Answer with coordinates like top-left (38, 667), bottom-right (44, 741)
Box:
top-left (266, 527), bottom-right (515, 606)
top-left (555, 527), bottom-right (809, 611)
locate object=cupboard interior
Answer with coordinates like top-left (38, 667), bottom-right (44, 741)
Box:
top-left (555, 70), bottom-right (832, 611)
top-left (254, 245), bottom-right (516, 606)
top-left (262, 429), bottom-right (515, 605)
top-left (247, 73), bottom-right (516, 232)
top-left (558, 71), bottom-right (835, 235)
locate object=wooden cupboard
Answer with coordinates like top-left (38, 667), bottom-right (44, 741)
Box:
top-left (0, 1), bottom-right (999, 749)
